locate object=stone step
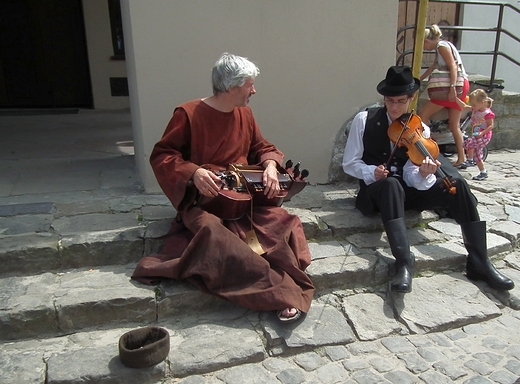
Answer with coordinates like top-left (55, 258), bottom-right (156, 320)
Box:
top-left (0, 204), bottom-right (173, 278)
top-left (2, 180), bottom-right (520, 278)
top-left (0, 182), bottom-right (391, 277)
top-left (1, 167), bottom-right (520, 382)
top-left (2, 267), bottom-right (520, 384)
top-left (1, 182), bottom-right (520, 343)
top-left (0, 220), bottom-right (517, 343)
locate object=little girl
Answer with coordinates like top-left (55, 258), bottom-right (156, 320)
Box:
top-left (457, 89), bottom-right (494, 180)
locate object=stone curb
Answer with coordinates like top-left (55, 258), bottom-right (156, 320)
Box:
top-left (2, 269), bottom-right (520, 383)
top-left (1, 150), bottom-right (520, 383)
top-left (0, 231), bottom-right (517, 342)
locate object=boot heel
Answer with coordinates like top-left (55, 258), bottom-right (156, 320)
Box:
top-left (462, 221), bottom-right (515, 291)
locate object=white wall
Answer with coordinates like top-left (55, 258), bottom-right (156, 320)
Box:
top-left (460, 0), bottom-right (520, 92)
top-left (82, 0), bottom-right (129, 109)
top-left (121, 0), bottom-right (399, 192)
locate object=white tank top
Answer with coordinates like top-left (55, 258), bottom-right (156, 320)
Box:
top-left (436, 40), bottom-right (467, 78)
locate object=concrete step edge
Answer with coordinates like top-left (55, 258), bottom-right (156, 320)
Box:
top-left (0, 204), bottom-right (436, 277)
top-left (0, 230), bottom-right (514, 342)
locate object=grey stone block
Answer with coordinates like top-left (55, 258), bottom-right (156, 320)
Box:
top-left (306, 253), bottom-right (381, 290)
top-left (261, 303), bottom-right (356, 352)
top-left (390, 273), bottom-right (502, 334)
top-left (59, 228), bottom-right (145, 268)
top-left (169, 319), bottom-right (266, 378)
top-left (0, 202), bottom-right (54, 217)
top-left (47, 344), bottom-right (166, 384)
top-left (0, 273), bottom-right (60, 340)
top-left (0, 214), bottom-right (53, 235)
top-left (55, 266), bottom-right (156, 333)
top-left (0, 234), bottom-right (60, 276)
top-left (342, 293), bottom-right (407, 341)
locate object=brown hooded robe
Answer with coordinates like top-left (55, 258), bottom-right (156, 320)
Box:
top-left (131, 100), bottom-right (315, 313)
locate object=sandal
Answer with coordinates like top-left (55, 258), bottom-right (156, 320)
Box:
top-left (277, 308), bottom-right (302, 323)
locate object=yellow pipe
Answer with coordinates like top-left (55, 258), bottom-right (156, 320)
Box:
top-left (410, 0), bottom-right (429, 112)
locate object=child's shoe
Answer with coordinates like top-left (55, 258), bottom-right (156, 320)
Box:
top-left (463, 160), bottom-right (476, 167)
top-left (472, 171), bottom-right (488, 181)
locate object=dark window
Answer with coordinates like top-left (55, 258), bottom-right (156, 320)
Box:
top-left (109, 77), bottom-right (129, 96)
top-left (108, 0), bottom-right (125, 60)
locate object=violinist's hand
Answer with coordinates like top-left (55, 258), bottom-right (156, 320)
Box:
top-left (374, 165), bottom-right (389, 181)
top-left (419, 157), bottom-right (440, 178)
top-left (263, 160), bottom-right (280, 199)
top-left (193, 168), bottom-right (222, 197)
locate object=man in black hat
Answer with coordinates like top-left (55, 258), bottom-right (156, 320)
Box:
top-left (342, 65), bottom-right (514, 293)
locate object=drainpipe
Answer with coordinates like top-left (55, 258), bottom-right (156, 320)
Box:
top-left (410, 0), bottom-right (429, 113)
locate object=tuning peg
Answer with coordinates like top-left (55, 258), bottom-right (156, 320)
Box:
top-left (285, 159), bottom-right (293, 169)
top-left (292, 162), bottom-right (301, 177)
top-left (300, 169), bottom-right (309, 179)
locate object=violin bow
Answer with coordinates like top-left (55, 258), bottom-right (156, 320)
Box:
top-left (384, 110), bottom-right (415, 169)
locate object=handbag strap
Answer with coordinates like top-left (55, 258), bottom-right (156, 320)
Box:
top-left (437, 41), bottom-right (467, 76)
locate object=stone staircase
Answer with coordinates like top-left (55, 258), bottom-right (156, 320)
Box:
top-left (1, 160), bottom-right (520, 383)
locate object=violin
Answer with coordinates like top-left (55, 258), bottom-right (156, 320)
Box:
top-left (387, 112), bottom-right (456, 195)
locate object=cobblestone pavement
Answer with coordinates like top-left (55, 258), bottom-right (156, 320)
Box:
top-left (1, 111), bottom-right (520, 384)
top-left (164, 311), bottom-right (520, 384)
top-left (159, 150), bottom-right (520, 384)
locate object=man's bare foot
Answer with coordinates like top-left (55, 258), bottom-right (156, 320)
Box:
top-left (277, 308), bottom-right (302, 322)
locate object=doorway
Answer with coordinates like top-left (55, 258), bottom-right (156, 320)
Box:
top-left (0, 0), bottom-right (93, 109)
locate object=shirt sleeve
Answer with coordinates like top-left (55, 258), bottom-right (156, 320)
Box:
top-left (403, 160), bottom-right (437, 190)
top-left (343, 111), bottom-right (437, 189)
top-left (150, 108), bottom-right (200, 210)
top-left (342, 111), bottom-right (378, 185)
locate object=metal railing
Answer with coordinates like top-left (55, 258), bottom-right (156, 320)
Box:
top-left (396, 0), bottom-right (520, 91)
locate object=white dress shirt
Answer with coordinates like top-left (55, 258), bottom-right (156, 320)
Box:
top-left (342, 110), bottom-right (437, 190)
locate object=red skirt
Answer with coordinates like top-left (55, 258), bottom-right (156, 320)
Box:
top-left (431, 78), bottom-right (470, 111)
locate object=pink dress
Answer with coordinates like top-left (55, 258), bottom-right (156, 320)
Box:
top-left (463, 108), bottom-right (494, 162)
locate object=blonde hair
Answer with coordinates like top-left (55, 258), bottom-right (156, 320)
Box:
top-left (469, 89), bottom-right (493, 108)
top-left (425, 24), bottom-right (443, 40)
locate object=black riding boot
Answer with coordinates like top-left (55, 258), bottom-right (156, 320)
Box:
top-left (461, 221), bottom-right (514, 290)
top-left (384, 218), bottom-right (415, 293)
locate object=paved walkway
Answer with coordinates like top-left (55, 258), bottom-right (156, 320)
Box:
top-left (1, 110), bottom-right (520, 383)
top-left (159, 150), bottom-right (518, 384)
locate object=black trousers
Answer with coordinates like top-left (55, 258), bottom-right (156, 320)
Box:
top-left (360, 156), bottom-right (479, 224)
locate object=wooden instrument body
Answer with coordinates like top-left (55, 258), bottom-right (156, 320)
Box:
top-left (196, 164), bottom-right (306, 220)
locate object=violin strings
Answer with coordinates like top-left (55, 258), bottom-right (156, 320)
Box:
top-left (412, 135), bottom-right (448, 179)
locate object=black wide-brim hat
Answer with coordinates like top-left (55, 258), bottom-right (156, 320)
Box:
top-left (376, 66), bottom-right (420, 96)
top-left (119, 326), bottom-right (170, 368)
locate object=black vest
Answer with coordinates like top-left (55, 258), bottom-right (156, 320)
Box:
top-left (362, 107), bottom-right (408, 177)
top-left (354, 107), bottom-right (409, 215)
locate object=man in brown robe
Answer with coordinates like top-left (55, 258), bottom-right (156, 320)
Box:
top-left (132, 53), bottom-right (314, 322)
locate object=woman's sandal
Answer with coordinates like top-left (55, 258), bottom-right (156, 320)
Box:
top-left (277, 308), bottom-right (302, 323)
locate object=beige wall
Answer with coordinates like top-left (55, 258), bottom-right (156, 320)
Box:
top-left (121, 0), bottom-right (399, 192)
top-left (83, 0), bottom-right (129, 109)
